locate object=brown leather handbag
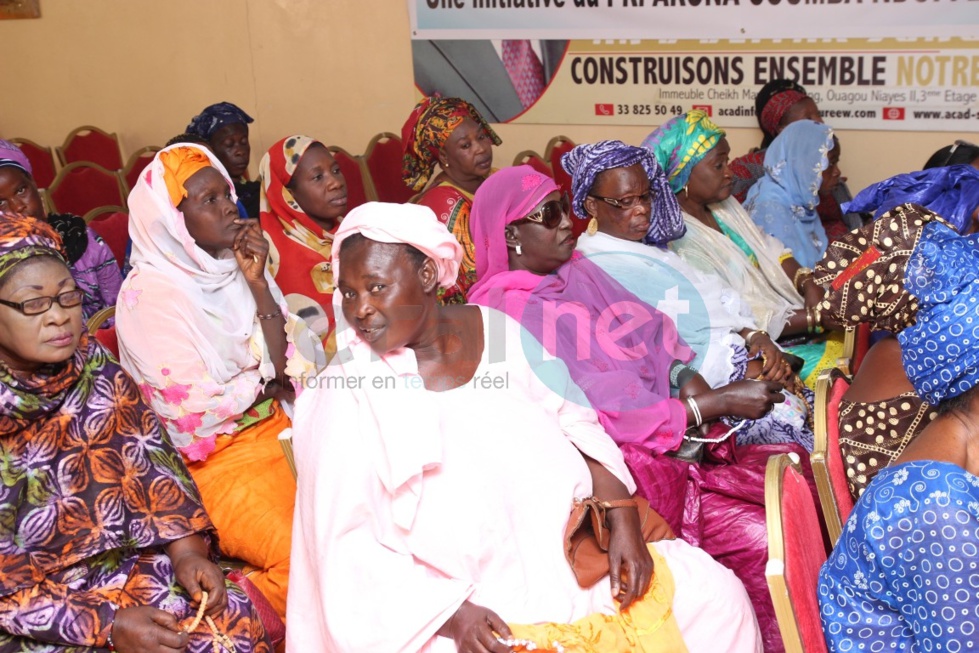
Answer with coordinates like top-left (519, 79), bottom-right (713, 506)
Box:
top-left (563, 496), bottom-right (675, 588)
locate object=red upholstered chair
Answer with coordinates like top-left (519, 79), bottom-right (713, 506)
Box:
top-left (83, 206), bottom-right (129, 270)
top-left (48, 162), bottom-right (127, 217)
top-left (327, 145), bottom-right (374, 211)
top-left (766, 453), bottom-right (830, 653)
top-left (57, 125), bottom-right (124, 170)
top-left (545, 135), bottom-right (576, 196)
top-left (86, 306), bottom-right (118, 358)
top-left (512, 150), bottom-right (554, 178)
top-left (121, 146), bottom-right (160, 195)
top-left (811, 368), bottom-right (856, 545)
top-left (363, 132), bottom-right (414, 204)
top-left (11, 138), bottom-right (58, 189)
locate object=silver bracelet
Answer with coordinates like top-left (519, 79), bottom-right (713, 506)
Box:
top-left (257, 307), bottom-right (283, 321)
top-left (685, 396), bottom-right (703, 427)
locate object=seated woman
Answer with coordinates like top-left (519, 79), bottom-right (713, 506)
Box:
top-left (819, 223), bottom-right (979, 652)
top-left (186, 102), bottom-right (260, 218)
top-left (729, 79), bottom-right (862, 239)
top-left (844, 164), bottom-right (979, 234)
top-left (287, 201), bottom-right (762, 653)
top-left (564, 140), bottom-right (814, 453)
top-left (923, 139), bottom-right (979, 169)
top-left (644, 110), bottom-right (826, 341)
top-left (813, 203), bottom-right (963, 499)
top-left (259, 135), bottom-right (347, 352)
top-left (0, 214), bottom-right (270, 652)
top-left (0, 139), bottom-right (122, 321)
top-left (115, 145), bottom-right (325, 620)
top-left (468, 164), bottom-right (827, 653)
top-left (743, 119), bottom-right (837, 269)
top-left (402, 96), bottom-right (501, 304)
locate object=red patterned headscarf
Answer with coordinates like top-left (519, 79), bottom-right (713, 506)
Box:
top-left (760, 90), bottom-right (807, 139)
top-left (401, 96), bottom-right (501, 192)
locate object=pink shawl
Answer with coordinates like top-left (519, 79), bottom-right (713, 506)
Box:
top-left (468, 166), bottom-right (691, 454)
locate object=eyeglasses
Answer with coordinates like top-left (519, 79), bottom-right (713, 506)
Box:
top-left (589, 190), bottom-right (653, 210)
top-left (0, 289), bottom-right (85, 316)
top-left (520, 193), bottom-right (570, 229)
top-left (941, 139), bottom-right (978, 167)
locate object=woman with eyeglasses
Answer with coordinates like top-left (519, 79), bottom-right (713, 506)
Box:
top-left (469, 163), bottom-right (811, 653)
top-left (0, 213), bottom-right (272, 653)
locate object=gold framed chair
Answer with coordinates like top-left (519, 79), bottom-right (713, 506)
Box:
top-left (811, 368), bottom-right (856, 545)
top-left (56, 125), bottom-right (124, 170)
top-left (766, 453), bottom-right (830, 653)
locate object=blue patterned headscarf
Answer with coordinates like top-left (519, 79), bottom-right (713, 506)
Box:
top-left (845, 165), bottom-right (979, 234)
top-left (900, 224), bottom-right (979, 406)
top-left (185, 102), bottom-right (254, 140)
top-left (642, 110), bottom-right (725, 195)
top-left (561, 140), bottom-right (685, 246)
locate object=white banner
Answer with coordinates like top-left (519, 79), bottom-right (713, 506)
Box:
top-left (410, 0), bottom-right (979, 41)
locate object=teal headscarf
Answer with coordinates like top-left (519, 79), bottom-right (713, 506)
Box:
top-left (642, 110), bottom-right (726, 194)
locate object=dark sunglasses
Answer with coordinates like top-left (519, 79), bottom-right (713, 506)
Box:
top-left (589, 190), bottom-right (653, 210)
top-left (520, 193), bottom-right (571, 229)
top-left (0, 289), bottom-right (85, 316)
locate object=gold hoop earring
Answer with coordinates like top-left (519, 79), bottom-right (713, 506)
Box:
top-left (683, 184), bottom-right (689, 197)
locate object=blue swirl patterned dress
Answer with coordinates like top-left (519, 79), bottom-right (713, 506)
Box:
top-left (818, 460), bottom-right (979, 652)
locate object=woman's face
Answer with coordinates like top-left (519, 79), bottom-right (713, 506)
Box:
top-left (686, 138), bottom-right (733, 206)
top-left (820, 140), bottom-right (842, 195)
top-left (584, 164), bottom-right (654, 242)
top-left (178, 167), bottom-right (243, 257)
top-left (0, 256), bottom-right (83, 374)
top-left (778, 97), bottom-right (822, 133)
top-left (337, 238), bottom-right (436, 356)
top-left (288, 144), bottom-right (347, 229)
top-left (507, 190), bottom-right (576, 275)
top-left (0, 168), bottom-right (45, 220)
top-left (208, 123), bottom-right (251, 179)
top-left (439, 118), bottom-right (494, 184)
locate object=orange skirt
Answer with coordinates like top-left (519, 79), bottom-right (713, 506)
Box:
top-left (186, 402), bottom-right (294, 621)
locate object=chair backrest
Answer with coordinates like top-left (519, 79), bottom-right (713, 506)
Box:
top-left (327, 145), bottom-right (374, 211)
top-left (362, 132), bottom-right (414, 204)
top-left (811, 368), bottom-right (855, 545)
top-left (512, 149), bottom-right (554, 178)
top-left (86, 306), bottom-right (119, 358)
top-left (279, 428), bottom-right (297, 479)
top-left (48, 162), bottom-right (126, 217)
top-left (57, 125), bottom-right (124, 170)
top-left (84, 206), bottom-right (129, 269)
top-left (122, 146), bottom-right (160, 195)
top-left (766, 453), bottom-right (830, 653)
top-left (10, 137), bottom-right (58, 189)
top-left (545, 135), bottom-right (576, 196)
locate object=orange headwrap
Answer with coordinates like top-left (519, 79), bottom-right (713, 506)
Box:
top-left (160, 146), bottom-right (212, 208)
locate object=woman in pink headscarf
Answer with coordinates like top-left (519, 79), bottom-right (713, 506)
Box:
top-left (468, 165), bottom-right (819, 653)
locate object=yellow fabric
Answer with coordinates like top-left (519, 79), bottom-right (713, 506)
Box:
top-left (801, 330), bottom-right (845, 390)
top-left (160, 146), bottom-right (213, 208)
top-left (186, 401), bottom-right (295, 620)
top-left (506, 545), bottom-right (688, 653)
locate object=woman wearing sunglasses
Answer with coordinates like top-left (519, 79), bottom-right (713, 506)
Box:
top-left (469, 165), bottom-right (812, 653)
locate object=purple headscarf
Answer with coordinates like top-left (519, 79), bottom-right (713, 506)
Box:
top-left (560, 140), bottom-right (685, 247)
top-left (0, 139), bottom-right (32, 176)
top-left (845, 164), bottom-right (979, 234)
top-left (468, 165), bottom-right (691, 454)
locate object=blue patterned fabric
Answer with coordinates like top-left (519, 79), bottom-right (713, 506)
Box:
top-left (743, 120), bottom-right (834, 268)
top-left (899, 223), bottom-right (979, 406)
top-left (185, 102), bottom-right (253, 140)
top-left (561, 139), bottom-right (685, 246)
top-left (819, 460), bottom-right (979, 652)
top-left (845, 164), bottom-right (979, 234)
